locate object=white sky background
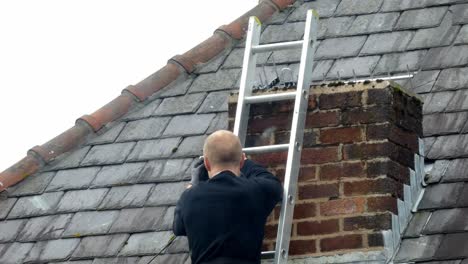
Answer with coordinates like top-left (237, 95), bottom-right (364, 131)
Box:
top-left (0, 0), bottom-right (257, 172)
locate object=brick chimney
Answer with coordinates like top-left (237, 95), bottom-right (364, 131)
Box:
top-left (228, 81), bottom-right (424, 262)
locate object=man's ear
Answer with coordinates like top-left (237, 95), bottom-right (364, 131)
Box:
top-left (239, 157), bottom-right (245, 169)
top-left (204, 157), bottom-right (211, 172)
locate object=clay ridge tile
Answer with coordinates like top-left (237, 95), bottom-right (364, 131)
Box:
top-left (0, 0), bottom-right (294, 192)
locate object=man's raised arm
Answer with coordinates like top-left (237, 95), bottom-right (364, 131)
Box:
top-left (241, 159), bottom-right (283, 206)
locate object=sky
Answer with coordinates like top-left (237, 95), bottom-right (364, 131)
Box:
top-left (0, 0), bottom-right (257, 172)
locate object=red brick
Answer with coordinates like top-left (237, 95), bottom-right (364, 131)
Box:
top-left (299, 166), bottom-right (317, 182)
top-left (320, 234), bottom-right (363, 252)
top-left (290, 239), bottom-right (317, 255)
top-left (319, 91), bottom-right (362, 110)
top-left (306, 110), bottom-right (340, 128)
top-left (343, 142), bottom-right (392, 160)
top-left (303, 130), bottom-right (319, 148)
top-left (368, 232), bottom-right (384, 247)
top-left (250, 152), bottom-right (287, 167)
top-left (367, 123), bottom-right (418, 153)
top-left (294, 202), bottom-right (316, 219)
top-left (299, 183), bottom-right (339, 200)
top-left (264, 224), bottom-right (278, 240)
top-left (320, 127), bottom-right (363, 144)
top-left (301, 146), bottom-right (340, 164)
top-left (367, 159), bottom-right (410, 184)
top-left (297, 219), bottom-right (339, 236)
top-left (319, 198), bottom-right (366, 216)
top-left (367, 88), bottom-right (392, 105)
top-left (342, 105), bottom-right (392, 125)
top-left (343, 178), bottom-right (401, 197)
top-left (367, 196), bottom-right (398, 214)
top-left (343, 213), bottom-right (392, 231)
top-left (248, 113), bottom-right (292, 133)
top-left (320, 162), bottom-right (366, 180)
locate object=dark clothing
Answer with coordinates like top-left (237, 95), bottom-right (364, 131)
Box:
top-left (173, 159), bottom-right (283, 264)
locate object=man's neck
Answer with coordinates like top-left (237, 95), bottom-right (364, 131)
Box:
top-left (209, 167), bottom-right (240, 178)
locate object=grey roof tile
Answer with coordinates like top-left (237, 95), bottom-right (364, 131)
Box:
top-left (98, 184), bottom-right (154, 210)
top-left (407, 12), bottom-right (459, 50)
top-left (119, 231), bottom-right (173, 256)
top-left (419, 261), bottom-right (462, 264)
top-left (0, 219), bottom-right (25, 243)
top-left (17, 214), bottom-right (72, 242)
top-left (56, 261), bottom-right (94, 264)
top-left (435, 233), bottom-right (468, 259)
top-left (310, 60), bottom-right (335, 81)
top-left (321, 16), bottom-right (355, 38)
top-left (261, 22), bottom-right (305, 44)
top-left (163, 114), bottom-right (216, 137)
top-left (327, 56), bottom-right (380, 79)
top-left (7, 172), bottom-right (55, 197)
top-left (288, 0), bottom-right (340, 20)
top-left (116, 117), bottom-right (171, 142)
top-left (456, 183), bottom-right (468, 206)
top-left (81, 143), bottom-right (136, 166)
top-left (381, 0), bottom-right (460, 12)
top-left (418, 182), bottom-right (464, 209)
top-left (422, 45), bottom-right (468, 70)
top-left (198, 92), bottom-right (229, 113)
top-left (427, 160), bottom-right (449, 184)
top-left (400, 70), bottom-right (439, 94)
top-left (266, 6), bottom-right (293, 25)
top-left (137, 160), bottom-right (164, 183)
top-left (423, 91), bottom-right (454, 114)
top-left (434, 67), bottom-right (468, 91)
top-left (88, 122), bottom-right (126, 145)
top-left (146, 182), bottom-right (186, 206)
top-left (127, 137), bottom-right (182, 162)
top-left (374, 50), bottom-right (427, 75)
top-left (46, 146), bottom-right (91, 171)
top-left (428, 134), bottom-right (468, 159)
top-left (172, 135), bottom-right (205, 157)
top-left (140, 254), bottom-right (189, 264)
top-left (424, 208), bottom-right (468, 234)
top-left (123, 100), bottom-right (162, 121)
top-left (360, 31), bottom-right (414, 55)
top-left (395, 7), bottom-right (448, 30)
top-left (72, 234), bottom-right (129, 259)
top-left (91, 163), bottom-right (145, 188)
top-left (25, 238), bottom-right (80, 262)
top-left (46, 167), bottom-right (101, 192)
top-left (195, 50), bottom-right (230, 74)
top-left (451, 4), bottom-right (468, 25)
top-left (222, 48), bottom-right (269, 69)
top-left (316, 36), bottom-right (367, 59)
top-left (206, 112), bottom-right (229, 134)
top-left (423, 112), bottom-right (468, 136)
top-left (110, 207), bottom-right (166, 233)
top-left (159, 78), bottom-right (193, 98)
top-left (138, 159), bottom-right (192, 183)
top-left (92, 257), bottom-right (140, 264)
top-left (158, 206), bottom-right (175, 231)
top-left (335, 0), bottom-right (384, 16)
top-left (446, 89), bottom-right (468, 111)
top-left (63, 211), bottom-right (119, 237)
top-left (0, 198), bottom-right (17, 220)
top-left (443, 159), bottom-right (468, 182)
top-left (347, 12), bottom-right (399, 35)
top-left (56, 189), bottom-right (108, 213)
top-left (189, 69), bottom-right (241, 93)
top-left (154, 93), bottom-right (207, 115)
top-left (394, 235), bottom-right (443, 262)
top-left (404, 211), bottom-right (431, 238)
top-left (166, 236), bottom-right (189, 253)
top-left (455, 25), bottom-right (468, 45)
top-left (424, 137), bottom-right (437, 156)
top-left (8, 192), bottom-right (63, 219)
top-left (0, 242), bottom-right (34, 264)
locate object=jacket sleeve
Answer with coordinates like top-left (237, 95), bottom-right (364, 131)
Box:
top-left (241, 159), bottom-right (283, 207)
top-left (172, 191), bottom-right (187, 236)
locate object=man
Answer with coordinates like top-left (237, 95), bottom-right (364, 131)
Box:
top-left (173, 130), bottom-right (283, 264)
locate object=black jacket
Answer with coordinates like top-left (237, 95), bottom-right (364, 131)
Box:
top-left (173, 159), bottom-right (283, 264)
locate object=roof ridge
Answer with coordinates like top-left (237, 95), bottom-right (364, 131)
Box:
top-left (0, 0), bottom-right (295, 192)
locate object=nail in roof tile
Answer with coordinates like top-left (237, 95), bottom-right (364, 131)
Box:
top-left (418, 182), bottom-right (464, 209)
top-left (16, 214), bottom-right (72, 242)
top-left (8, 192), bottom-right (63, 219)
top-left (63, 211), bottom-right (119, 237)
top-left (81, 142), bottom-right (136, 166)
top-left (127, 137), bottom-right (182, 162)
top-left (119, 231), bottom-right (173, 256)
top-left (335, 0), bottom-right (384, 16)
top-left (91, 163), bottom-right (145, 188)
top-left (153, 93), bottom-right (207, 115)
top-left (116, 117), bottom-right (171, 142)
top-left (109, 207), bottom-right (167, 233)
top-left (46, 167), bottom-right (101, 192)
top-left (361, 31), bottom-right (414, 55)
top-left (7, 171), bottom-right (55, 197)
top-left (98, 184), bottom-right (154, 210)
top-left (288, 0), bottom-right (340, 21)
top-left (71, 234), bottom-right (129, 259)
top-left (163, 114), bottom-right (216, 137)
top-left (316, 36), bottom-right (367, 60)
top-left (56, 188), bottom-right (108, 213)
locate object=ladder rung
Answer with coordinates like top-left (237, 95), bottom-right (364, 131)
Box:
top-left (252, 40), bottom-right (303, 53)
top-left (244, 92), bottom-right (296, 104)
top-left (243, 144), bottom-right (289, 154)
top-left (261, 251), bottom-right (275, 259)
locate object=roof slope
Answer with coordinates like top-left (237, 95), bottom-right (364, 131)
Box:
top-left (2, 0), bottom-right (468, 263)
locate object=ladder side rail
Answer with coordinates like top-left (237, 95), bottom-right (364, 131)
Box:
top-left (233, 17), bottom-right (262, 146)
top-left (274, 10), bottom-right (319, 264)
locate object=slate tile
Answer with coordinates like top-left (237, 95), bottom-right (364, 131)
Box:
top-left (360, 31), bottom-right (414, 55)
top-left (166, 236), bottom-right (189, 253)
top-left (159, 206), bottom-right (175, 231)
top-left (63, 211), bottom-right (119, 237)
top-left (408, 12), bottom-right (459, 50)
top-left (418, 183), bottom-right (464, 209)
top-left (146, 182), bottom-right (187, 206)
top-left (25, 238), bottom-right (80, 262)
top-left (266, 6), bottom-right (294, 25)
top-left (56, 188), bottom-right (108, 213)
top-left (446, 89), bottom-right (468, 112)
top-left (321, 16), bottom-right (355, 38)
top-left (435, 233), bottom-right (468, 259)
top-left (396, 7), bottom-right (447, 30)
top-left (138, 159), bottom-right (193, 183)
top-left (198, 92), bottom-right (229, 113)
top-left (8, 192), bottom-right (63, 219)
top-left (400, 70), bottom-right (439, 94)
top-left (119, 231), bottom-right (173, 256)
top-left (173, 135), bottom-right (206, 157)
top-left (422, 91), bottom-right (454, 114)
top-left (154, 93), bottom-right (207, 115)
top-left (381, 0), bottom-right (459, 12)
top-left (222, 48), bottom-right (270, 69)
top-left (455, 25), bottom-right (468, 45)
top-left (327, 56), bottom-right (380, 79)
top-left (428, 134), bottom-right (468, 159)
top-left (419, 261), bottom-right (462, 264)
top-left (123, 100), bottom-right (162, 122)
top-left (347, 13), bottom-right (399, 35)
top-left (451, 4), bottom-right (468, 25)
top-left (91, 163), bottom-right (145, 188)
top-left (434, 67), bottom-right (468, 91)
top-left (98, 184), bottom-right (154, 210)
top-left (7, 172), bottom-right (55, 197)
top-left (316, 36), bottom-right (367, 59)
top-left (310, 60), bottom-right (335, 81)
top-left (443, 159), bottom-right (468, 182)
top-left (394, 235), bottom-right (443, 262)
top-left (55, 261), bottom-right (93, 264)
top-left (404, 211), bottom-right (431, 238)
top-left (261, 22), bottom-right (305, 44)
top-left (109, 207), bottom-right (167, 233)
top-left (195, 49), bottom-right (230, 74)
top-left (423, 112), bottom-right (468, 136)
top-left (426, 160), bottom-right (448, 184)
top-left (46, 167), bottom-right (101, 192)
top-left (81, 142), bottom-right (136, 166)
top-left (0, 219), bottom-right (25, 242)
top-left (0, 242), bottom-right (34, 264)
top-left (422, 45), bottom-right (468, 70)
top-left (0, 198), bottom-right (16, 220)
top-left (189, 69), bottom-right (241, 93)
top-left (287, 0), bottom-right (340, 20)
top-left (335, 0), bottom-right (384, 16)
top-left (206, 112), bottom-right (229, 134)
top-left (137, 160), bottom-right (164, 183)
top-left (374, 50), bottom-right (427, 75)
top-left (72, 234), bottom-right (129, 259)
top-left (159, 77), bottom-right (194, 98)
top-left (17, 214), bottom-right (73, 242)
top-left (456, 183), bottom-right (468, 207)
top-left (116, 117), bottom-right (171, 142)
top-left (127, 137), bottom-right (182, 162)
top-left (88, 122), bottom-right (126, 145)
top-left (163, 114), bottom-right (216, 137)
top-left (46, 146), bottom-right (91, 171)
top-left (424, 137), bottom-right (437, 156)
top-left (93, 257), bottom-right (140, 264)
top-left (139, 254), bottom-right (189, 264)
top-left (424, 208), bottom-right (468, 234)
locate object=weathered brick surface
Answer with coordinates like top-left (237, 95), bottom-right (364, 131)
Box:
top-left (343, 213), bottom-right (392, 231)
top-left (319, 198), bottom-right (366, 216)
top-left (320, 127), bottom-right (363, 144)
top-left (320, 234), bottom-right (363, 252)
top-left (320, 162), bottom-right (366, 180)
top-left (297, 219), bottom-right (340, 236)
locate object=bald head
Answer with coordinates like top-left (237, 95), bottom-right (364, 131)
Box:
top-left (203, 130), bottom-right (243, 171)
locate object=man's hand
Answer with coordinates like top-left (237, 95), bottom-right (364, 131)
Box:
top-left (189, 157), bottom-right (209, 188)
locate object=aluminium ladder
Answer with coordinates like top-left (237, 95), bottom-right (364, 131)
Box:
top-left (233, 9), bottom-right (319, 264)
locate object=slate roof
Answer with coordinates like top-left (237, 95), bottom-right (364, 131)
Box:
top-left (2, 0), bottom-right (468, 263)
